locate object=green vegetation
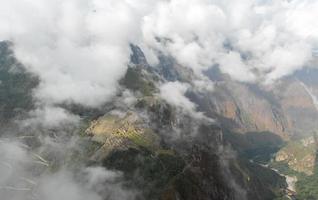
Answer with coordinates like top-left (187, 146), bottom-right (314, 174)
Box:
top-left (280, 140), bottom-right (316, 162)
top-left (296, 170), bottom-right (318, 200)
top-left (64, 139), bottom-right (102, 169)
top-left (78, 118), bottom-right (92, 137)
top-left (269, 161), bottom-right (304, 177)
top-left (121, 67), bottom-right (156, 96)
top-left (230, 158), bottom-right (287, 200)
top-left (0, 41), bottom-right (38, 121)
top-left (292, 155), bottom-right (318, 200)
top-left (273, 196), bottom-right (291, 200)
top-left (272, 165), bottom-right (318, 200)
top-left (103, 147), bottom-right (186, 199)
top-left (118, 127), bottom-right (158, 150)
top-left (269, 135), bottom-right (318, 200)
top-left (224, 130), bottom-right (284, 164)
top-left (156, 149), bottom-right (175, 156)
top-left (223, 130), bottom-right (290, 199)
top-left (86, 112), bottom-right (161, 153)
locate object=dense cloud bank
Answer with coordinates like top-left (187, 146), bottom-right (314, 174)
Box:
top-left (0, 0), bottom-right (317, 108)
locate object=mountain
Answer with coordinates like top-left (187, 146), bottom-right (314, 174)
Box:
top-left (121, 45), bottom-right (318, 199)
top-left (2, 41), bottom-right (318, 200)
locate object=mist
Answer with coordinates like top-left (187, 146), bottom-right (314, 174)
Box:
top-left (0, 0), bottom-right (317, 109)
top-left (0, 0), bottom-right (317, 200)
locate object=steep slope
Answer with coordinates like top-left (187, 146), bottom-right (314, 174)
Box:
top-left (274, 78), bottom-right (318, 139)
top-left (0, 41), bottom-right (38, 123)
top-left (0, 42), bottom-right (290, 200)
top-left (197, 67), bottom-right (318, 140)
top-left (90, 45), bottom-right (288, 200)
top-left (147, 49), bottom-right (318, 199)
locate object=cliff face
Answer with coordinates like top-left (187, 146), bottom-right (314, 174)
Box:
top-left (138, 47), bottom-right (318, 141)
top-left (196, 67), bottom-right (318, 140)
top-left (211, 82), bottom-right (291, 138)
top-left (272, 78), bottom-right (318, 139)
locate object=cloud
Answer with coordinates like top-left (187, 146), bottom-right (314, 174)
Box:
top-left (160, 82), bottom-right (195, 112)
top-left (141, 0), bottom-right (225, 75)
top-left (218, 51), bottom-right (256, 82)
top-left (141, 0), bottom-right (318, 83)
top-left (36, 170), bottom-right (102, 200)
top-left (159, 81), bottom-right (210, 120)
top-left (37, 167), bottom-right (135, 200)
top-left (0, 0), bottom-right (317, 111)
top-left (0, 140), bottom-right (135, 200)
top-left (22, 106), bottom-right (80, 129)
top-left (0, 0), bottom-right (150, 108)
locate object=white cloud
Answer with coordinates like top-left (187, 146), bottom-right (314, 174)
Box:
top-left (0, 0), bottom-right (317, 110)
top-left (141, 0), bottom-right (318, 83)
top-left (141, 0), bottom-right (225, 75)
top-left (0, 0), bottom-right (151, 107)
top-left (265, 42), bottom-right (312, 83)
top-left (218, 51), bottom-right (256, 82)
top-left (160, 82), bottom-right (195, 112)
top-left (37, 171), bottom-right (102, 200)
top-left (0, 140), bottom-right (135, 200)
top-left (22, 106), bottom-right (80, 129)
top-left (159, 81), bottom-right (210, 120)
